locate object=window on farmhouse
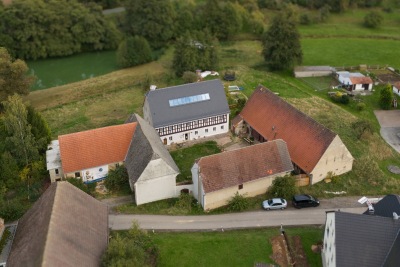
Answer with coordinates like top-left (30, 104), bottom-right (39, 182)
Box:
top-left (205, 129), bottom-right (208, 133)
top-left (75, 172), bottom-right (80, 178)
top-left (169, 136), bottom-right (172, 141)
top-left (195, 131), bottom-right (198, 135)
top-left (238, 184), bottom-right (243, 190)
top-left (221, 125), bottom-right (224, 129)
top-left (213, 127), bottom-right (216, 131)
top-left (55, 169), bottom-right (59, 175)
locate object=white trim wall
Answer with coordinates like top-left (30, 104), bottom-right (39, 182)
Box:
top-left (156, 114), bottom-right (229, 145)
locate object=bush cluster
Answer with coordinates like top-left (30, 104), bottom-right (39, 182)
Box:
top-left (330, 92), bottom-right (350, 104)
top-left (228, 192), bottom-right (249, 212)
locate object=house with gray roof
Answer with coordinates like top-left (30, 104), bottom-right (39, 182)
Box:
top-left (322, 210), bottom-right (400, 267)
top-left (7, 182), bottom-right (108, 267)
top-left (363, 194), bottom-right (400, 218)
top-left (143, 79), bottom-right (230, 145)
top-left (191, 139), bottom-right (293, 210)
top-left (125, 114), bottom-right (187, 205)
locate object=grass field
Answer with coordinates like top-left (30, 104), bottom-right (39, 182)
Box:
top-left (150, 227), bottom-right (323, 267)
top-left (27, 50), bottom-right (118, 90)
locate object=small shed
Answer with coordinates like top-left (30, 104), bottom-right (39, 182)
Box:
top-left (294, 66), bottom-right (334, 78)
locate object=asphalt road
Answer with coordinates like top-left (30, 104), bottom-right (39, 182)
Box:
top-left (109, 207), bottom-right (366, 231)
top-left (374, 110), bottom-right (400, 153)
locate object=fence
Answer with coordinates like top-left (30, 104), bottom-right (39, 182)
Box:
top-left (334, 64), bottom-right (388, 71)
top-left (294, 174), bottom-right (310, 187)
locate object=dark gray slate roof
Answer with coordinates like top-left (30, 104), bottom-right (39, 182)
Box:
top-left (364, 195), bottom-right (400, 218)
top-left (334, 212), bottom-right (400, 267)
top-left (8, 182), bottom-right (108, 267)
top-left (125, 114), bottom-right (179, 188)
top-left (145, 79), bottom-right (229, 128)
top-left (382, 230), bottom-right (400, 267)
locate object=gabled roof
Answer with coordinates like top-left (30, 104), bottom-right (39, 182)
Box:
top-left (8, 182), bottom-right (108, 267)
top-left (333, 211), bottom-right (400, 267)
top-left (145, 79), bottom-right (229, 128)
top-left (125, 114), bottom-right (179, 185)
top-left (350, 76), bottom-right (373, 84)
top-left (59, 123), bottom-right (137, 173)
top-left (240, 86), bottom-right (336, 173)
top-left (197, 140), bottom-right (293, 193)
top-left (364, 194), bottom-right (400, 218)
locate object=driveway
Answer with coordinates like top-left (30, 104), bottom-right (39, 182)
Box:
top-left (374, 110), bottom-right (400, 153)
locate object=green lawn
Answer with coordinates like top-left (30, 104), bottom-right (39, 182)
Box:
top-left (150, 227), bottom-right (323, 267)
top-left (27, 50), bottom-right (118, 90)
top-left (171, 141), bottom-right (221, 183)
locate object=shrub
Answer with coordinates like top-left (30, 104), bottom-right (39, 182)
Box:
top-left (0, 200), bottom-right (25, 221)
top-left (174, 192), bottom-right (194, 212)
top-left (268, 175), bottom-right (297, 200)
top-left (330, 92), bottom-right (350, 105)
top-left (116, 36), bottom-right (152, 68)
top-left (379, 84), bottom-right (393, 110)
top-left (356, 102), bottom-right (366, 111)
top-left (104, 165), bottom-right (130, 193)
top-left (299, 14), bottom-right (312, 25)
top-left (364, 11), bottom-right (383, 28)
top-left (228, 192), bottom-right (249, 212)
top-left (182, 71), bottom-right (198, 83)
top-left (340, 94), bottom-right (349, 104)
top-left (352, 119), bottom-right (374, 139)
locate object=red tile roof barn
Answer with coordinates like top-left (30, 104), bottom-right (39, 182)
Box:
top-left (59, 123), bottom-right (137, 173)
top-left (350, 76), bottom-right (373, 84)
top-left (240, 86), bottom-right (336, 174)
top-left (198, 140), bottom-right (293, 193)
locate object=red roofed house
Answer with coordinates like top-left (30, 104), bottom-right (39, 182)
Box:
top-left (47, 122), bottom-right (137, 183)
top-left (336, 71), bottom-right (373, 91)
top-left (191, 140), bottom-right (294, 210)
top-left (233, 86), bottom-right (353, 184)
top-left (46, 114), bottom-right (183, 205)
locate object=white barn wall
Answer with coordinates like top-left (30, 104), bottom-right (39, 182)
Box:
top-left (322, 212), bottom-right (336, 267)
top-left (311, 135), bottom-right (353, 184)
top-left (134, 159), bottom-right (178, 205)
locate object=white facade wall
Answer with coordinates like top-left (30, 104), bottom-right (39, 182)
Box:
top-left (295, 71), bottom-right (332, 78)
top-left (134, 159), bottom-right (178, 205)
top-left (191, 163), bottom-right (200, 202)
top-left (322, 212), bottom-right (336, 267)
top-left (157, 114), bottom-right (229, 145)
top-left (311, 135), bottom-right (353, 184)
top-left (49, 168), bottom-right (64, 183)
top-left (393, 86), bottom-right (400, 96)
top-left (353, 83), bottom-right (372, 91)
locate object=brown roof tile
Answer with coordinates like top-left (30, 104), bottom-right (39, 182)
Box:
top-left (198, 140), bottom-right (293, 193)
top-left (350, 76), bottom-right (373, 84)
top-left (240, 86), bottom-right (336, 173)
top-left (8, 182), bottom-right (108, 267)
top-left (59, 123), bottom-right (137, 173)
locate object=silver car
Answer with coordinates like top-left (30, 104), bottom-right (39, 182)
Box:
top-left (262, 198), bottom-right (287, 210)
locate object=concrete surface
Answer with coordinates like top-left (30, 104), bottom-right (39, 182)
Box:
top-left (374, 110), bottom-right (400, 153)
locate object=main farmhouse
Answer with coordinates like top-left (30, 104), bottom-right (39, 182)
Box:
top-left (46, 114), bottom-right (184, 205)
top-left (232, 85), bottom-right (354, 184)
top-left (143, 79), bottom-right (230, 145)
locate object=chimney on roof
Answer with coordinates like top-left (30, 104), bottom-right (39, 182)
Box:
top-left (394, 212), bottom-right (399, 220)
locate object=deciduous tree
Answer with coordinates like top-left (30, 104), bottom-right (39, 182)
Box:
top-left (262, 15), bottom-right (302, 71)
top-left (116, 36), bottom-right (152, 68)
top-left (1, 94), bottom-right (39, 166)
top-left (0, 47), bottom-right (35, 102)
top-left (124, 0), bottom-right (175, 49)
top-left (379, 84), bottom-right (393, 110)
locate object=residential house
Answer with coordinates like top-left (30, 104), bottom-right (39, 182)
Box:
top-left (363, 194), bottom-right (400, 217)
top-left (294, 66), bottom-right (334, 78)
top-left (143, 79), bottom-right (230, 145)
top-left (336, 71), bottom-right (373, 91)
top-left (392, 81), bottom-right (400, 96)
top-left (233, 86), bottom-right (353, 184)
top-left (125, 114), bottom-right (183, 205)
top-left (191, 140), bottom-right (293, 210)
top-left (46, 114), bottom-right (185, 205)
top-left (322, 209), bottom-right (400, 267)
top-left (47, 122), bottom-right (137, 183)
top-left (7, 181), bottom-right (108, 267)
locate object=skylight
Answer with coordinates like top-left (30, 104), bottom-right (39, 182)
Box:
top-left (169, 93), bottom-right (210, 107)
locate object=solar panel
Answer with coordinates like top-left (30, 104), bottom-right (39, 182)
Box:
top-left (169, 93), bottom-right (210, 107)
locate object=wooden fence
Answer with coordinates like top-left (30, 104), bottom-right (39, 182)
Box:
top-left (294, 174), bottom-right (310, 187)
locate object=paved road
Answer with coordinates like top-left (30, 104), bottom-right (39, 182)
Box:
top-left (109, 207), bottom-right (366, 231)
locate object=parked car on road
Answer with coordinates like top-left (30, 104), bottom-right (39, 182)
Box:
top-left (292, 194), bottom-right (320, 208)
top-left (262, 198), bottom-right (287, 210)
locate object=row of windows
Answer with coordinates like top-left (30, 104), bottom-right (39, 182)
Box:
top-left (157, 115), bottom-right (227, 136)
top-left (166, 126), bottom-right (225, 141)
